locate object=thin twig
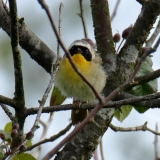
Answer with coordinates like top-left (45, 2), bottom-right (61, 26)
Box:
top-left (78, 0), bottom-right (88, 38)
top-left (0, 104), bottom-right (15, 121)
top-left (93, 148), bottom-right (99, 160)
top-left (32, 117), bottom-right (53, 158)
top-left (27, 123), bottom-right (72, 151)
top-left (99, 140), bottom-right (105, 160)
top-left (57, 2), bottom-right (64, 57)
top-left (37, 0), bottom-right (104, 105)
top-left (109, 92), bottom-right (160, 108)
top-left (25, 92), bottom-right (160, 115)
top-left (111, 0), bottom-right (121, 21)
top-left (154, 123), bottom-right (159, 160)
top-left (49, 2), bottom-right (64, 124)
top-left (153, 36), bottom-right (160, 50)
top-left (30, 63), bottom-right (58, 133)
top-left (134, 69), bottom-right (160, 86)
top-left (117, 39), bottom-right (124, 53)
top-left (146, 18), bottom-right (160, 47)
top-left (110, 122), bottom-right (160, 135)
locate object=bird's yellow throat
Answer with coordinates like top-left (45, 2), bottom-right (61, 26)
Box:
top-left (60, 53), bottom-right (90, 81)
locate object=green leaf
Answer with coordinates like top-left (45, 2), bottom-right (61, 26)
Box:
top-left (114, 105), bottom-right (132, 122)
top-left (133, 105), bottom-right (148, 113)
top-left (130, 56), bottom-right (158, 113)
top-left (0, 130), bottom-right (11, 143)
top-left (50, 86), bottom-right (66, 105)
top-left (136, 57), bottom-right (153, 77)
top-left (131, 80), bottom-right (157, 96)
top-left (144, 56), bottom-right (153, 66)
top-left (12, 153), bottom-right (36, 160)
top-left (0, 147), bottom-right (4, 160)
top-left (26, 140), bottom-right (32, 147)
top-left (4, 122), bottom-right (12, 133)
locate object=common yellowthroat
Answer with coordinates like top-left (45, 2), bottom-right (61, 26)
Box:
top-left (53, 39), bottom-right (106, 124)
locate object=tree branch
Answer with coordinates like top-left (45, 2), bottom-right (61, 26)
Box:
top-left (146, 18), bottom-right (160, 47)
top-left (154, 123), bottom-right (159, 160)
top-left (57, 2), bottom-right (63, 58)
top-left (78, 0), bottom-right (88, 38)
top-left (134, 69), bottom-right (160, 86)
top-left (115, 92), bottom-right (160, 109)
top-left (123, 68), bottom-right (160, 91)
top-left (110, 122), bottom-right (160, 135)
top-left (111, 0), bottom-right (121, 21)
top-left (32, 118), bottom-right (53, 158)
top-left (0, 95), bottom-right (16, 108)
top-left (93, 149), bottom-right (99, 160)
top-left (9, 0), bottom-right (25, 107)
top-left (30, 63), bottom-right (58, 133)
top-left (90, 0), bottom-right (117, 78)
top-left (0, 103), bottom-right (15, 121)
top-left (25, 92), bottom-right (160, 115)
top-left (27, 123), bottom-right (72, 151)
top-left (99, 140), bottom-right (105, 160)
top-left (8, 0), bottom-right (26, 149)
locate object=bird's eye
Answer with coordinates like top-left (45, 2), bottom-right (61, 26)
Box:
top-left (85, 49), bottom-right (89, 54)
top-left (81, 47), bottom-right (92, 61)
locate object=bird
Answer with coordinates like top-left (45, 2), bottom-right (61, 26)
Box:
top-left (51, 39), bottom-right (107, 125)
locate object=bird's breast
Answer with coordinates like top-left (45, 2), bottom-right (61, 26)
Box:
top-left (54, 53), bottom-right (106, 101)
top-left (62, 54), bottom-right (90, 78)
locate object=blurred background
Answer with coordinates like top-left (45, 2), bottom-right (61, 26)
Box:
top-left (0, 0), bottom-right (160, 159)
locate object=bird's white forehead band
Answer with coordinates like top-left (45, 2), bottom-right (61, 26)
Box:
top-left (68, 40), bottom-right (95, 59)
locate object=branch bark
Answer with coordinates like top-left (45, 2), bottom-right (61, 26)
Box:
top-left (91, 0), bottom-right (117, 83)
top-left (8, 0), bottom-right (26, 149)
top-left (54, 108), bottom-right (114, 160)
top-left (25, 92), bottom-right (160, 116)
top-left (0, 95), bottom-right (16, 108)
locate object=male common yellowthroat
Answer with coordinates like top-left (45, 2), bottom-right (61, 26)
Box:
top-left (54, 39), bottom-right (106, 124)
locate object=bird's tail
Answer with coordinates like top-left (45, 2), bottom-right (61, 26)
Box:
top-left (71, 109), bottom-right (88, 125)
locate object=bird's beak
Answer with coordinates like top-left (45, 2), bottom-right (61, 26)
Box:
top-left (76, 47), bottom-right (83, 54)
